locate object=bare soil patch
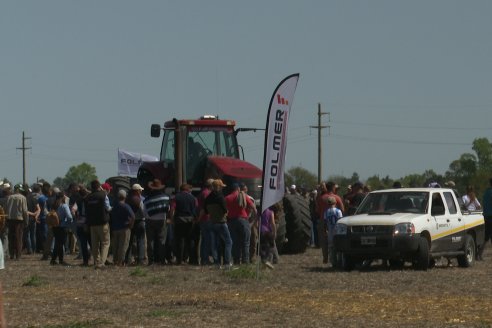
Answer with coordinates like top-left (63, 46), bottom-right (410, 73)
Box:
top-left (2, 247), bottom-right (492, 327)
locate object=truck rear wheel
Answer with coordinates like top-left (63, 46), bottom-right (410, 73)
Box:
top-left (457, 234), bottom-right (475, 268)
top-left (282, 194), bottom-right (312, 254)
top-left (413, 237), bottom-right (430, 271)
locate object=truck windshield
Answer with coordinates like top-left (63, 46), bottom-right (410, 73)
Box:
top-left (357, 191), bottom-right (429, 215)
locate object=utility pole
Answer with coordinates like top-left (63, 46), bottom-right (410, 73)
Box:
top-left (17, 131), bottom-right (32, 185)
top-left (310, 103), bottom-right (329, 185)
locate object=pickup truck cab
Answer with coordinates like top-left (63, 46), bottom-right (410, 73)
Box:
top-left (334, 188), bottom-right (485, 270)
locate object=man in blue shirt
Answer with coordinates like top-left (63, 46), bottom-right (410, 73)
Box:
top-left (478, 178), bottom-right (492, 260)
top-left (110, 190), bottom-right (135, 266)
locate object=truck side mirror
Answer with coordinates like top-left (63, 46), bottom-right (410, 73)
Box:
top-left (151, 124), bottom-right (161, 138)
top-left (431, 205), bottom-right (445, 216)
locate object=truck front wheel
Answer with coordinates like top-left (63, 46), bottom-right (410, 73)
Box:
top-left (457, 234), bottom-right (475, 268)
top-left (413, 237), bottom-right (430, 271)
top-left (341, 254), bottom-right (355, 271)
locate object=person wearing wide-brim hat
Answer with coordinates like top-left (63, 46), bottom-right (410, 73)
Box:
top-left (205, 179), bottom-right (233, 269)
top-left (147, 179), bottom-right (165, 190)
top-left (143, 178), bottom-right (171, 265)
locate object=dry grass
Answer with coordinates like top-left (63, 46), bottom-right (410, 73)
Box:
top-left (2, 247), bottom-right (492, 327)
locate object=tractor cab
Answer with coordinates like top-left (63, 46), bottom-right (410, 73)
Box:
top-left (139, 115), bottom-right (262, 198)
top-left (157, 116), bottom-right (240, 187)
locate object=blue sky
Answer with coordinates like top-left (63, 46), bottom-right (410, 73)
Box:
top-left (1, 1), bottom-right (491, 185)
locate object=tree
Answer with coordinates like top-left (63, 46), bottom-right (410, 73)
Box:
top-left (472, 138), bottom-right (492, 172)
top-left (446, 153), bottom-right (477, 191)
top-left (285, 166), bottom-right (317, 191)
top-left (401, 174), bottom-right (427, 188)
top-left (366, 175), bottom-right (385, 190)
top-left (53, 163), bottom-right (98, 190)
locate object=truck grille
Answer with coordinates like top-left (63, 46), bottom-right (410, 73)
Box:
top-left (350, 225), bottom-right (394, 234)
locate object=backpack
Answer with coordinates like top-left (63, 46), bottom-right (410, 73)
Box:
top-left (46, 210), bottom-right (60, 227)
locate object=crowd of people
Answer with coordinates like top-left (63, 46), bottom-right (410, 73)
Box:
top-left (0, 177), bottom-right (276, 270)
top-left (1, 177), bottom-right (492, 271)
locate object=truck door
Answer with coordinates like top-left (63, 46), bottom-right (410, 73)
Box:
top-left (443, 191), bottom-right (465, 250)
top-left (430, 192), bottom-right (453, 251)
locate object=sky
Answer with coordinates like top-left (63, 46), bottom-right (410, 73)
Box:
top-left (1, 1), bottom-right (491, 185)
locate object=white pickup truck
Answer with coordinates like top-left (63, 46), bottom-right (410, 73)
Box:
top-left (333, 188), bottom-right (485, 270)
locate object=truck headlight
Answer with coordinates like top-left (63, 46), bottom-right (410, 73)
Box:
top-left (335, 223), bottom-right (348, 235)
top-left (394, 222), bottom-right (415, 235)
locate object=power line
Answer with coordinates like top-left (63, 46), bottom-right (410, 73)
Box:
top-left (330, 133), bottom-right (471, 146)
top-left (332, 120), bottom-right (492, 131)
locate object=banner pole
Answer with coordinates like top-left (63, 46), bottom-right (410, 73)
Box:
top-left (257, 74), bottom-right (300, 280)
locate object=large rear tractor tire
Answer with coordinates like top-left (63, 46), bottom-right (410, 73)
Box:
top-left (105, 176), bottom-right (134, 199)
top-left (282, 194), bottom-right (312, 254)
top-left (275, 211), bottom-right (287, 253)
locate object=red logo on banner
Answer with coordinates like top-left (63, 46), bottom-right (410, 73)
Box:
top-left (277, 94), bottom-right (289, 105)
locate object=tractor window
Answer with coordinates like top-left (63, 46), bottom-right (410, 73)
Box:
top-left (186, 127), bottom-right (238, 159)
top-left (185, 127), bottom-right (238, 184)
top-left (220, 131), bottom-right (238, 157)
top-left (160, 130), bottom-right (175, 163)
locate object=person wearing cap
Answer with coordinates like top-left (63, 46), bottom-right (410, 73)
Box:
top-left (197, 178), bottom-right (214, 265)
top-left (143, 179), bottom-right (171, 265)
top-left (125, 183), bottom-right (147, 265)
top-left (0, 183), bottom-right (11, 200)
top-left (316, 181), bottom-right (345, 263)
top-left (110, 189), bottom-right (135, 266)
top-left (323, 196), bottom-right (343, 267)
top-left (345, 182), bottom-right (365, 216)
top-left (204, 179), bottom-right (232, 268)
top-left (444, 181), bottom-right (455, 188)
top-left (85, 180), bottom-right (112, 269)
top-left (170, 183), bottom-right (198, 265)
top-left (5, 184), bottom-right (29, 260)
top-left (225, 182), bottom-right (257, 265)
top-left (289, 184), bottom-right (297, 195)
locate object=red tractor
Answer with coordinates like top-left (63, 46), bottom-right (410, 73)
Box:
top-left (137, 115), bottom-right (311, 253)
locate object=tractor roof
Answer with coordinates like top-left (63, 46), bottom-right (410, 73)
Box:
top-left (164, 115), bottom-right (236, 128)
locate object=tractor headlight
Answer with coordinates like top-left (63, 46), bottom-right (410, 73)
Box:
top-left (335, 223), bottom-right (348, 235)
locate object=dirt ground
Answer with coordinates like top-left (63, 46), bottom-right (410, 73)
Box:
top-left (1, 246), bottom-right (492, 328)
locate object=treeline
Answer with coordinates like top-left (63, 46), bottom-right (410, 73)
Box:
top-left (286, 137), bottom-right (492, 200)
